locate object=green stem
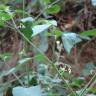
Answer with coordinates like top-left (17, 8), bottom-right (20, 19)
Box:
top-left (23, 0), bottom-right (25, 18)
top-left (79, 73), bottom-right (96, 96)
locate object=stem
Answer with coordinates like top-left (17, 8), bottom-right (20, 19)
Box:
top-left (25, 41), bottom-right (30, 86)
top-left (23, 0), bottom-right (25, 18)
top-left (79, 73), bottom-right (96, 96)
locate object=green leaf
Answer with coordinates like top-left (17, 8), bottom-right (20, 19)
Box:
top-left (20, 22), bottom-right (33, 40)
top-left (0, 13), bottom-right (9, 22)
top-left (31, 20), bottom-right (57, 53)
top-left (54, 30), bottom-right (62, 38)
top-left (18, 58), bottom-right (31, 65)
top-left (80, 29), bottom-right (96, 36)
top-left (46, 4), bottom-right (60, 14)
top-left (62, 32), bottom-right (90, 54)
top-left (0, 12), bottom-right (11, 26)
top-left (62, 33), bottom-right (82, 54)
top-left (47, 28), bottom-right (62, 37)
top-left (71, 77), bottom-right (85, 88)
top-left (20, 17), bottom-right (34, 23)
top-left (0, 5), bottom-right (15, 27)
top-left (12, 85), bottom-right (42, 96)
top-left (34, 54), bottom-right (46, 62)
top-left (32, 20), bottom-right (57, 37)
top-left (32, 24), bottom-right (50, 37)
top-left (20, 17), bottom-right (34, 40)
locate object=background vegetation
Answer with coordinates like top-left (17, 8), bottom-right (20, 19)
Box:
top-left (0, 0), bottom-right (96, 96)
